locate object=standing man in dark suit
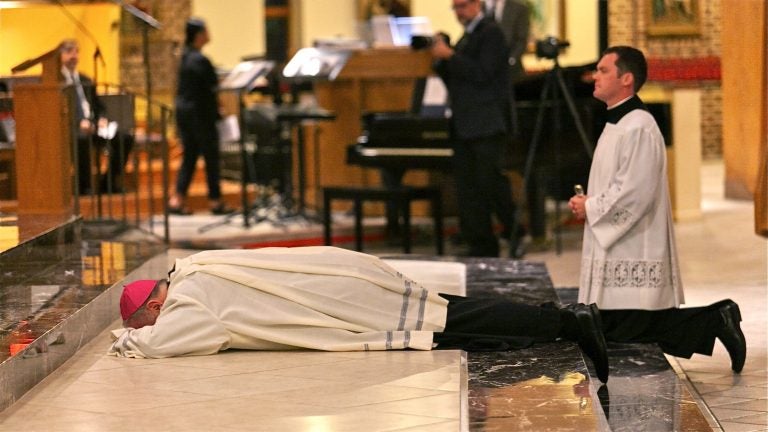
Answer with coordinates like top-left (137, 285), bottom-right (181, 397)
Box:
top-left (60, 39), bottom-right (133, 194)
top-left (431, 0), bottom-right (513, 257)
top-left (485, 0), bottom-right (531, 256)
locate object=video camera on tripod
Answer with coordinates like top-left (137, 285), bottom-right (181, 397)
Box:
top-left (521, 35), bottom-right (594, 254)
top-left (535, 36), bottom-right (570, 60)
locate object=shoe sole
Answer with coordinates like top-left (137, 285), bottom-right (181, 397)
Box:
top-left (718, 301), bottom-right (746, 373)
top-left (579, 304), bottom-right (610, 383)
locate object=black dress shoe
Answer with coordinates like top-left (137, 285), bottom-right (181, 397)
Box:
top-left (210, 203), bottom-right (236, 215)
top-left (716, 300), bottom-right (746, 373)
top-left (168, 206), bottom-right (192, 216)
top-left (563, 303), bottom-right (610, 383)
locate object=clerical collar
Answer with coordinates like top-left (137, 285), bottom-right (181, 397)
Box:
top-left (605, 95), bottom-right (646, 124)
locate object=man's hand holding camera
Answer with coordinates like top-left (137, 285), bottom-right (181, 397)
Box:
top-left (429, 32), bottom-right (453, 60)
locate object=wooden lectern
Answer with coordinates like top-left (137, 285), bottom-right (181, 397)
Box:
top-left (11, 45), bottom-right (74, 216)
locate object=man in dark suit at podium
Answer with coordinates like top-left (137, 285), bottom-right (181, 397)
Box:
top-left (431, 0), bottom-right (515, 257)
top-left (59, 39), bottom-right (133, 194)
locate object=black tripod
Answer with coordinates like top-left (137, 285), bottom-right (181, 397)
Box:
top-left (521, 57), bottom-right (594, 254)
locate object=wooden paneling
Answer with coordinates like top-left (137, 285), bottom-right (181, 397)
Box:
top-left (757, 5), bottom-right (768, 237)
top-left (13, 84), bottom-right (73, 216)
top-left (721, 0), bottom-right (766, 200)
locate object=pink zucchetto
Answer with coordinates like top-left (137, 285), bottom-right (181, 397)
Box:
top-left (120, 280), bottom-right (159, 321)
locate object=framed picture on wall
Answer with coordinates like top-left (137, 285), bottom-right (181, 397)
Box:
top-left (647, 0), bottom-right (700, 36)
top-left (358, 0), bottom-right (412, 21)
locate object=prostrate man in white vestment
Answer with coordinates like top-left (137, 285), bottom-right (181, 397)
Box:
top-left (568, 46), bottom-right (747, 373)
top-left (109, 246), bottom-right (611, 383)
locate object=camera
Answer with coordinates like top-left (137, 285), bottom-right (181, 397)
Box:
top-left (410, 33), bottom-right (450, 50)
top-left (535, 36), bottom-right (570, 59)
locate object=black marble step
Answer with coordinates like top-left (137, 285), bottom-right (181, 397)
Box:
top-left (462, 262), bottom-right (710, 430)
top-left (384, 255), bottom-right (711, 430)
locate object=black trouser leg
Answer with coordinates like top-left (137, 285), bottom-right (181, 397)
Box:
top-left (106, 133), bottom-right (134, 187)
top-left (600, 304), bottom-right (724, 359)
top-left (434, 294), bottom-right (561, 350)
top-left (453, 135), bottom-right (505, 256)
top-left (201, 134), bottom-right (222, 200)
top-left (493, 170), bottom-right (517, 236)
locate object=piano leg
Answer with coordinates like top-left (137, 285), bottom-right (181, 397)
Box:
top-left (433, 192), bottom-right (444, 255)
top-left (400, 195), bottom-right (411, 253)
top-left (381, 167), bottom-right (406, 236)
top-left (323, 191), bottom-right (332, 246)
top-left (353, 198), bottom-right (364, 252)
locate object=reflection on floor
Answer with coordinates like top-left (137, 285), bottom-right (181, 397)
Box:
top-left (0, 160), bottom-right (765, 431)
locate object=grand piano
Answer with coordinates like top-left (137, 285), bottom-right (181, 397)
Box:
top-left (346, 63), bottom-right (672, 240)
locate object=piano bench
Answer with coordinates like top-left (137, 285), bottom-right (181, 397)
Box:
top-left (322, 186), bottom-right (443, 255)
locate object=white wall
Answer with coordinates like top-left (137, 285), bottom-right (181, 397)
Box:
top-left (297, 0), bottom-right (358, 47)
top-left (562, 1), bottom-right (600, 65)
top-left (194, 0), bottom-right (599, 70)
top-left (192, 0), bottom-right (265, 69)
top-left (412, 0), bottom-right (463, 43)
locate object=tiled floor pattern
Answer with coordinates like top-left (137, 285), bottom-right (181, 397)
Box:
top-left (0, 336), bottom-right (465, 431)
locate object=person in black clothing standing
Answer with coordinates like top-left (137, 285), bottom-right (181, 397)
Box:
top-left (168, 18), bottom-right (232, 215)
top-left (431, 0), bottom-right (514, 257)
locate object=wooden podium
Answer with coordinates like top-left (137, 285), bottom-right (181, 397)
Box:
top-left (11, 46), bottom-right (74, 216)
top-left (307, 48), bottom-right (433, 205)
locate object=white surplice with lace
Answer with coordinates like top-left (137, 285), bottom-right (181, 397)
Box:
top-left (578, 108), bottom-right (684, 310)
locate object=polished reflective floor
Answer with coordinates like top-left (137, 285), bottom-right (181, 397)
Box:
top-left (0, 160), bottom-right (765, 431)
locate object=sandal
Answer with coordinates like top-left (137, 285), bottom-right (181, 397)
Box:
top-left (168, 206), bottom-right (192, 215)
top-left (210, 203), bottom-right (235, 215)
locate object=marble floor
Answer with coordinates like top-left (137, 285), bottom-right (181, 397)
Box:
top-left (0, 160), bottom-right (765, 431)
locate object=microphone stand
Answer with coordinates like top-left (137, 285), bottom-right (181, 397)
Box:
top-left (93, 47), bottom-right (106, 91)
top-left (109, 0), bottom-right (161, 135)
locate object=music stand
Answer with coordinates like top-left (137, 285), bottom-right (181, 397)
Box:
top-left (274, 105), bottom-right (335, 223)
top-left (282, 47), bottom-right (351, 82)
top-left (277, 48), bottom-right (346, 223)
top-left (198, 60), bottom-right (274, 233)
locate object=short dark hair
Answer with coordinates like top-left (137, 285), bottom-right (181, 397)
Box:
top-left (59, 38), bottom-right (79, 54)
top-left (185, 18), bottom-right (207, 46)
top-left (603, 46), bottom-right (648, 93)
